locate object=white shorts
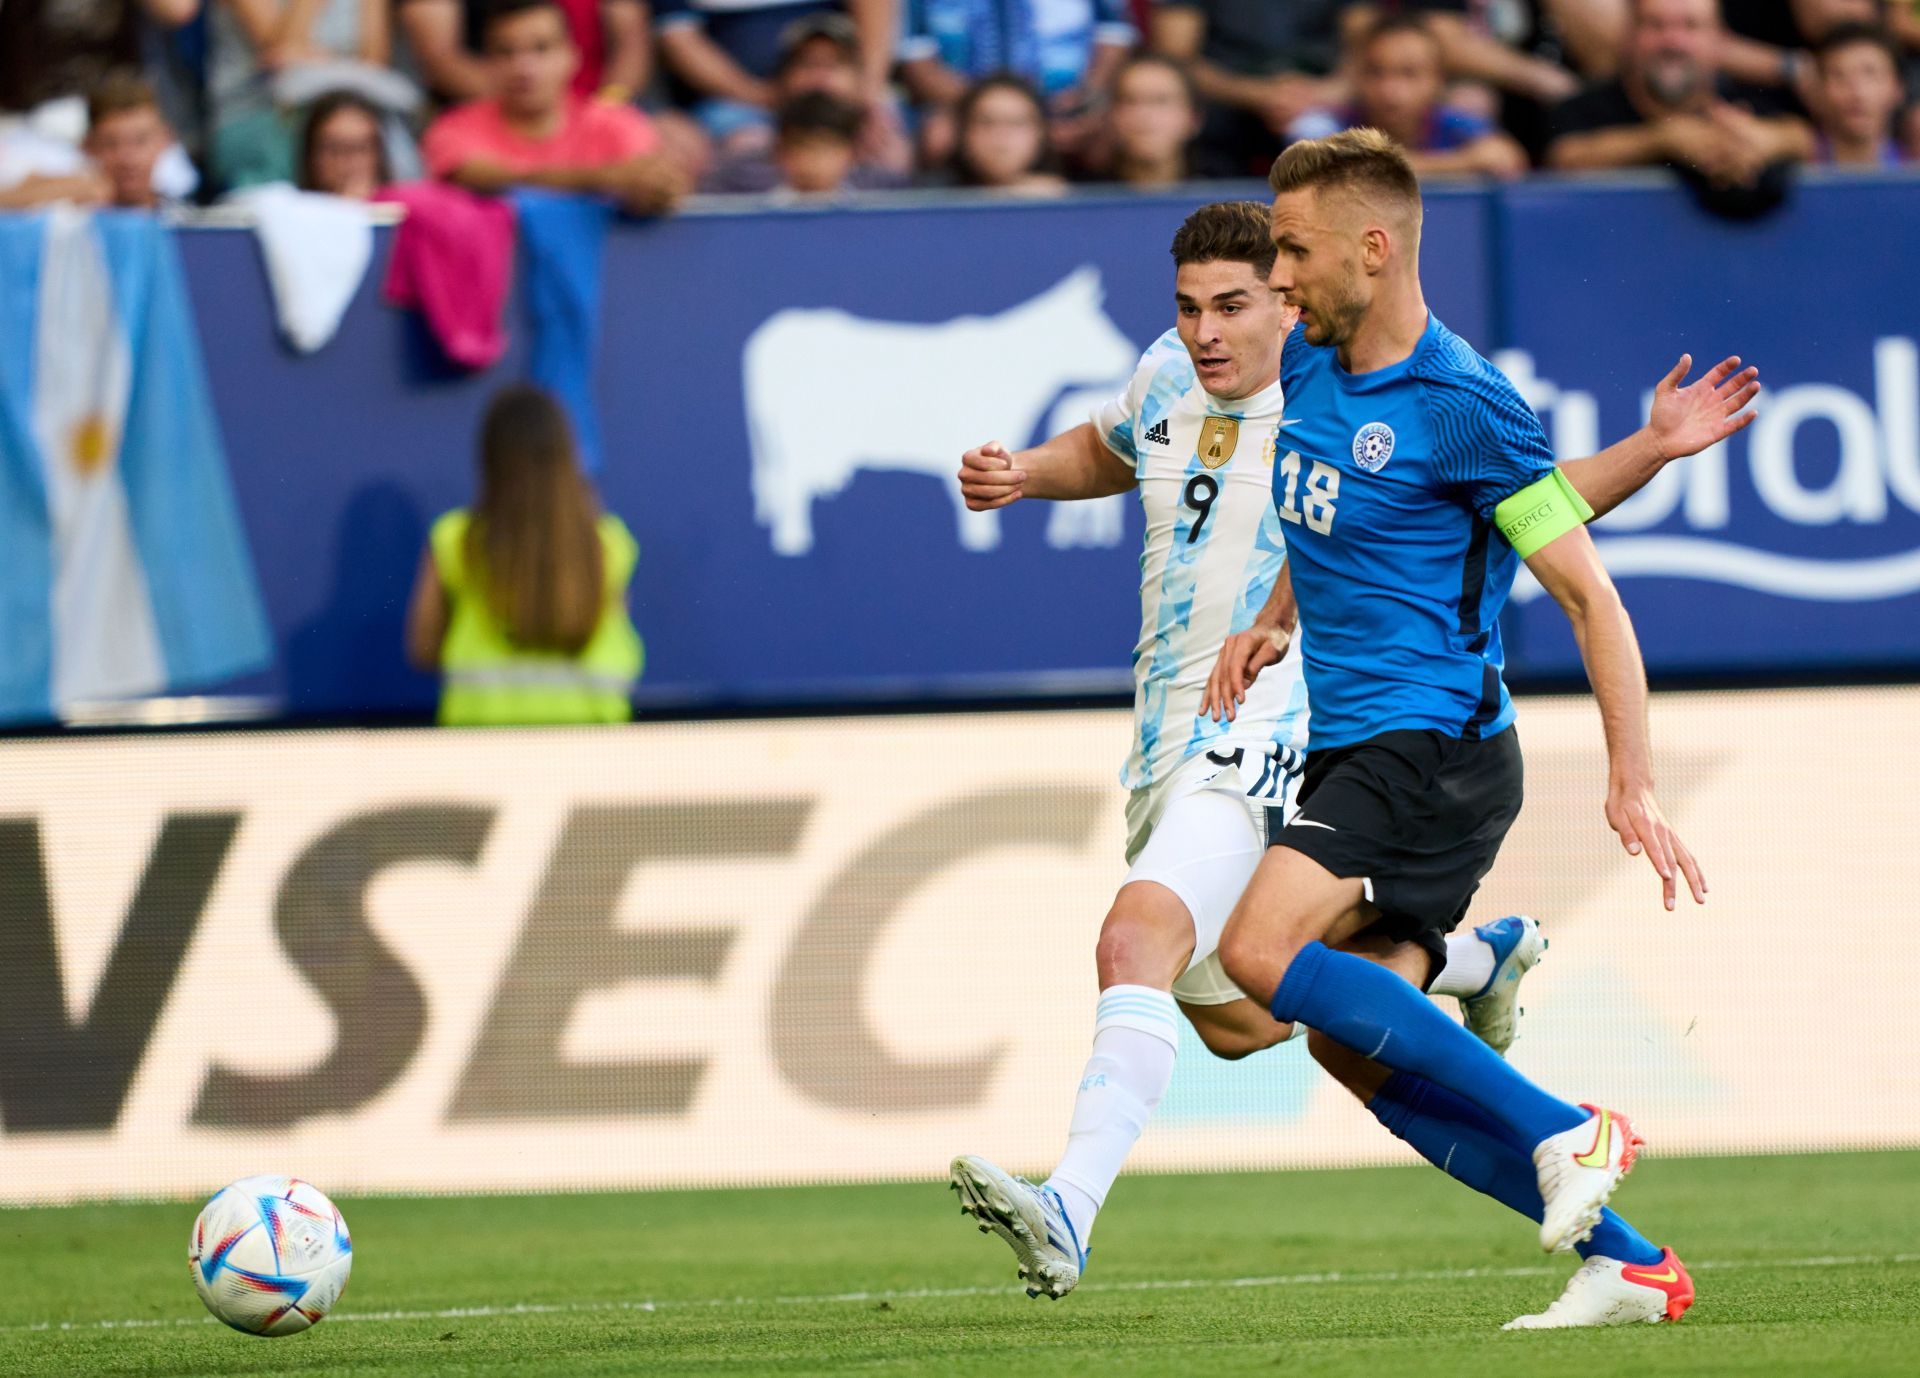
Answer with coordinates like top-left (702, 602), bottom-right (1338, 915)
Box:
top-left (1121, 745), bottom-right (1306, 1006)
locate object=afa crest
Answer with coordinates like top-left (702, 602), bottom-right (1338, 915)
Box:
top-left (1200, 415), bottom-right (1239, 469)
top-left (1352, 422), bottom-right (1395, 473)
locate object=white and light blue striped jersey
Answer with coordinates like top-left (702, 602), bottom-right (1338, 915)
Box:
top-left (1093, 330), bottom-right (1310, 792)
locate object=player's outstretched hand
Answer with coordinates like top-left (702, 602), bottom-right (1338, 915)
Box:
top-left (1649, 353), bottom-right (1761, 462)
top-left (958, 441), bottom-right (1026, 511)
top-left (1201, 625), bottom-right (1291, 723)
top-left (1606, 780), bottom-right (1707, 912)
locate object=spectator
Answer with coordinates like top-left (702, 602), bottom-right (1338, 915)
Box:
top-left (899, 0), bottom-right (1136, 165)
top-left (1093, 51), bottom-right (1201, 187)
top-left (0, 72), bottom-right (181, 209)
top-left (1894, 0), bottom-right (1920, 63)
top-left (1346, 2), bottom-right (1583, 108)
top-left (85, 73), bottom-right (179, 208)
top-left (423, 0), bottom-right (684, 213)
top-left (1294, 15), bottom-right (1529, 179)
top-left (298, 90), bottom-right (392, 196)
top-left (1536, 0), bottom-right (1635, 79)
top-left (1148, 0), bottom-right (1349, 177)
top-left (399, 0), bottom-right (713, 183)
top-left (938, 72), bottom-right (1068, 194)
top-left (207, 0), bottom-right (395, 189)
top-left (769, 90), bottom-right (863, 193)
top-left (406, 384), bottom-right (644, 726)
top-left (1809, 21), bottom-right (1913, 164)
top-left (1718, 0), bottom-right (1883, 95)
top-left (1547, 0), bottom-right (1814, 212)
top-left (0, 0), bottom-right (200, 120)
top-left (748, 14), bottom-right (912, 173)
top-left (396, 0), bottom-right (652, 106)
top-left (702, 88), bottom-right (907, 190)
top-left (655, 0), bottom-right (896, 142)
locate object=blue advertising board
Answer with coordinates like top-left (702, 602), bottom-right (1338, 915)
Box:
top-left (22, 172), bottom-right (1919, 723)
top-left (179, 186), bottom-right (1493, 717)
top-left (1494, 174), bottom-right (1920, 677)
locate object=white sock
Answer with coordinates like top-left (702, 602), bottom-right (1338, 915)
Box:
top-left (1043, 985), bottom-right (1179, 1246)
top-left (1429, 930), bottom-right (1496, 998)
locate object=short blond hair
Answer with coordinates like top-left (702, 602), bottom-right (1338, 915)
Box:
top-left (1268, 128), bottom-right (1422, 216)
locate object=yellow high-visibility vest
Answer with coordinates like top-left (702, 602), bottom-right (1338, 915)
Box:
top-left (430, 508), bottom-right (643, 726)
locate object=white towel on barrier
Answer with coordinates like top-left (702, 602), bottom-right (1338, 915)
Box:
top-left (232, 183), bottom-right (375, 354)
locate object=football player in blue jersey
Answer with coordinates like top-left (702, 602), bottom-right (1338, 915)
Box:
top-left (945, 194), bottom-right (1759, 1318)
top-left (1208, 128), bottom-right (1746, 1328)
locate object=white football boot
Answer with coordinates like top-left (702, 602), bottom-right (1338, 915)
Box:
top-left (949, 1155), bottom-right (1087, 1300)
top-left (1533, 1104), bottom-right (1645, 1253)
top-left (1504, 1247), bottom-right (1695, 1329)
top-left (1459, 914), bottom-right (1546, 1055)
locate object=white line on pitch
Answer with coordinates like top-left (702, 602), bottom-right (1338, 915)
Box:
top-left (6, 1253), bottom-right (1916, 1336)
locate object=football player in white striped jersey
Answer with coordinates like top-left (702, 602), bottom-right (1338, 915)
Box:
top-left (946, 201), bottom-right (1541, 1299)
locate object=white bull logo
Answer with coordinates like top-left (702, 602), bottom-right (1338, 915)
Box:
top-left (742, 266), bottom-right (1139, 555)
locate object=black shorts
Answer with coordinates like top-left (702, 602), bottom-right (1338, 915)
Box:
top-left (1270, 727), bottom-right (1524, 975)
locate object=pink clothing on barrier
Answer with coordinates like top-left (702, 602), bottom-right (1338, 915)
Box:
top-left (373, 181), bottom-right (516, 370)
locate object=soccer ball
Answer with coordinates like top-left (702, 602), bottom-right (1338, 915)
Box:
top-left (188, 1175), bottom-right (353, 1336)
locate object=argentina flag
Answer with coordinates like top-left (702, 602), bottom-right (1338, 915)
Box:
top-left (0, 208), bottom-right (271, 724)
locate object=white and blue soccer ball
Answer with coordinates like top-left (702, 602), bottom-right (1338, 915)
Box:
top-left (188, 1175), bottom-right (353, 1336)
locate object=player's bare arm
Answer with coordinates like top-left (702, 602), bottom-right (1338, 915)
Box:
top-left (957, 422), bottom-right (1136, 511)
top-left (1200, 561), bottom-right (1296, 724)
top-left (1558, 353), bottom-right (1761, 518)
top-left (1524, 522), bottom-right (1706, 911)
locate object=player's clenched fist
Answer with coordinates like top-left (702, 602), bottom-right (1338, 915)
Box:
top-left (958, 441), bottom-right (1028, 511)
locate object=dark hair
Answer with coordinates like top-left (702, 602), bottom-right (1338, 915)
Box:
top-left (1268, 127), bottom-right (1422, 212)
top-left (87, 70), bottom-right (160, 128)
top-left (1169, 200), bottom-right (1276, 277)
top-left (951, 72), bottom-right (1057, 186)
top-left (1814, 21), bottom-right (1901, 70)
top-left (775, 13), bottom-right (859, 76)
top-left (468, 384), bottom-right (606, 655)
top-left (1113, 51), bottom-right (1199, 111)
top-left (777, 91), bottom-right (863, 143)
top-left (1359, 12), bottom-right (1445, 59)
top-left (481, 0), bottom-right (567, 42)
top-left (298, 91), bottom-right (391, 193)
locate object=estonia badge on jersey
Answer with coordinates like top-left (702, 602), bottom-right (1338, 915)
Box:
top-left (1353, 422), bottom-right (1395, 473)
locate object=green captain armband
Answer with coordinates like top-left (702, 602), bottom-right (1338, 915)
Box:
top-left (1493, 469), bottom-right (1595, 559)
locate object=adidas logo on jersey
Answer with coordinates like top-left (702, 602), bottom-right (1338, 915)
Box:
top-left (1143, 418), bottom-right (1171, 446)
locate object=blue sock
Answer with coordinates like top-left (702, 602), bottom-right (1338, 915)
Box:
top-left (1272, 941), bottom-right (1588, 1146)
top-left (1370, 1072), bottom-right (1663, 1266)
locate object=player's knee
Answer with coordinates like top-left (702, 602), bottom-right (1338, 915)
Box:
top-left (1093, 921), bottom-right (1136, 985)
top-left (1096, 889), bottom-right (1193, 987)
top-left (1215, 925), bottom-right (1280, 1002)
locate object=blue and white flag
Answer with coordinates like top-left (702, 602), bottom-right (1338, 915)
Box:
top-left (0, 209), bottom-right (272, 724)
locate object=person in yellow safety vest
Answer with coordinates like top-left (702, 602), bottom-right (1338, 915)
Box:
top-left (405, 383), bottom-right (643, 725)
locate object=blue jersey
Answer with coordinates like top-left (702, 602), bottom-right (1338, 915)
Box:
top-left (1274, 314), bottom-right (1557, 751)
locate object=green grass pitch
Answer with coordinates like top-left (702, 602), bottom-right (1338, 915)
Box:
top-left (2, 1150), bottom-right (1916, 1377)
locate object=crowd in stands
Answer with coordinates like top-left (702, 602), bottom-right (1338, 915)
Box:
top-left (3, 0), bottom-right (1917, 217)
